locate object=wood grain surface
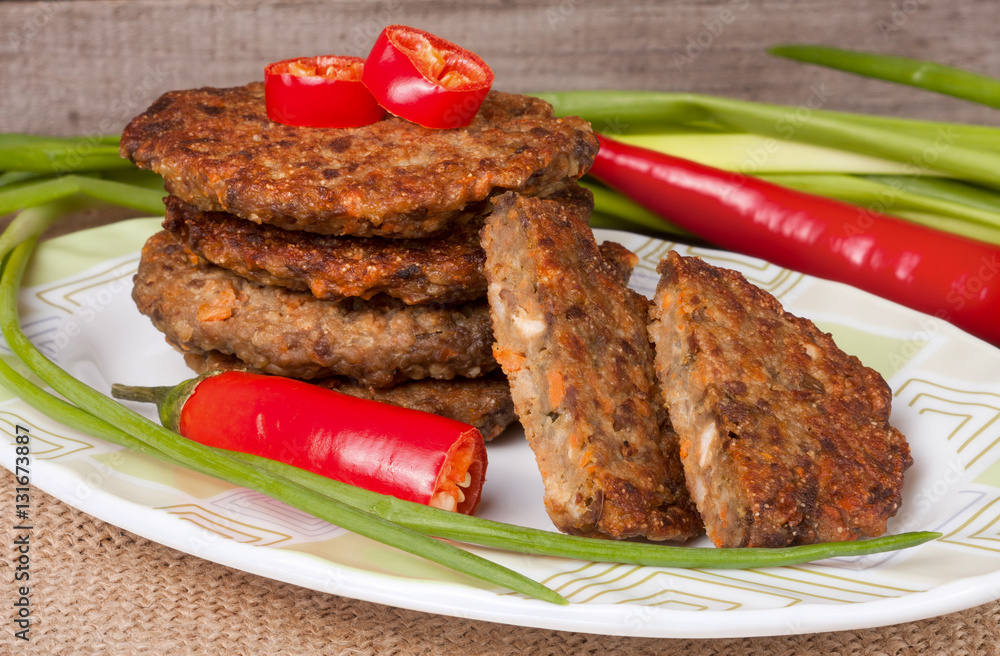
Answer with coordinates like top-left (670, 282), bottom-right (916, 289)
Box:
top-left (1, 0), bottom-right (999, 137)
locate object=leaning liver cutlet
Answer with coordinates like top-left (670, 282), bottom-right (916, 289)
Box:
top-left (648, 251), bottom-right (912, 548)
top-left (482, 191), bottom-right (703, 541)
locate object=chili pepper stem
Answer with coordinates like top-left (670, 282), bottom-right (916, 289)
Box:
top-left (111, 383), bottom-right (173, 405)
top-left (111, 374), bottom-right (213, 433)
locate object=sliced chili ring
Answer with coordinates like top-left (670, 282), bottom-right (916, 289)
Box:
top-left (265, 55), bottom-right (386, 128)
top-left (362, 25), bottom-right (494, 129)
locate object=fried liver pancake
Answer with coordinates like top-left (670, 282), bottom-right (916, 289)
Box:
top-left (121, 84), bottom-right (598, 238)
top-left (647, 251), bottom-right (912, 548)
top-left (162, 195), bottom-right (488, 305)
top-left (132, 231), bottom-right (497, 387)
top-left (482, 191), bottom-right (703, 542)
top-left (162, 184), bottom-right (632, 306)
top-left (183, 350), bottom-right (517, 441)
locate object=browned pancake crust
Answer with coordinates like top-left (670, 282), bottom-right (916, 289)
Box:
top-left (597, 239), bottom-right (639, 286)
top-left (162, 185), bottom-right (635, 305)
top-left (132, 231), bottom-right (497, 387)
top-left (183, 350), bottom-right (516, 441)
top-left (121, 84), bottom-right (598, 237)
top-left (648, 251), bottom-right (912, 548)
top-left (482, 191), bottom-right (703, 542)
top-left (162, 195), bottom-right (488, 305)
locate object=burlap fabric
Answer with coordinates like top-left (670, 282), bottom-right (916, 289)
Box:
top-left (1, 471), bottom-right (997, 655)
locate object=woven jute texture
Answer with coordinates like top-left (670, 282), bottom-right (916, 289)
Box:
top-left (2, 471), bottom-right (999, 655)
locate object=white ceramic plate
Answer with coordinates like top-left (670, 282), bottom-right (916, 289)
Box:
top-left (2, 218), bottom-right (1000, 639)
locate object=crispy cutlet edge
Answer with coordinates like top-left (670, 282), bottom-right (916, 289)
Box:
top-left (648, 250), bottom-right (912, 547)
top-left (647, 257), bottom-right (741, 546)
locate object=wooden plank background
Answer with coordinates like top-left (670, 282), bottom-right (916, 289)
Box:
top-left (1, 0), bottom-right (999, 137)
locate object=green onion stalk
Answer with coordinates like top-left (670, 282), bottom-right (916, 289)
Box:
top-left (538, 90), bottom-right (1000, 190)
top-left (0, 172), bottom-right (165, 217)
top-left (769, 45), bottom-right (1000, 110)
top-left (544, 46), bottom-right (1000, 243)
top-left (758, 173), bottom-right (1000, 246)
top-left (532, 93), bottom-right (1000, 242)
top-left (0, 133), bottom-right (129, 173)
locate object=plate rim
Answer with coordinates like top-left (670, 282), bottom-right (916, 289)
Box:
top-left (1, 217), bottom-right (998, 639)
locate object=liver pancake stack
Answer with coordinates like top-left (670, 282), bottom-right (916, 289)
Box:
top-left (122, 83), bottom-right (599, 440)
top-left (123, 81), bottom-right (911, 541)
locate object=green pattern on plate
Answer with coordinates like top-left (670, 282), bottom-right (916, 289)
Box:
top-left (24, 217), bottom-right (161, 287)
top-left (814, 321), bottom-right (928, 380)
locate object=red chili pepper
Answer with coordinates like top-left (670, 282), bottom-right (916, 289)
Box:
top-left (590, 134), bottom-right (1000, 347)
top-left (111, 371), bottom-right (487, 514)
top-left (362, 25), bottom-right (494, 129)
top-left (264, 55), bottom-right (386, 128)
